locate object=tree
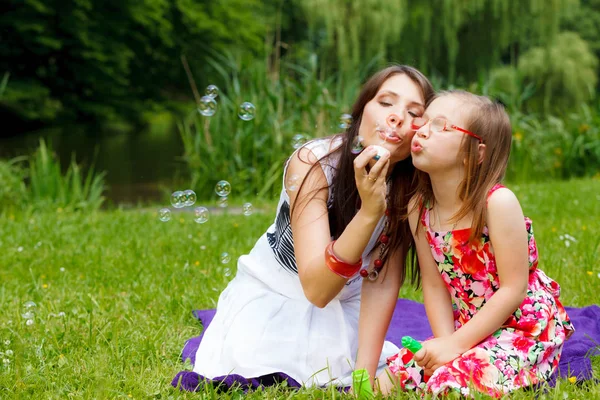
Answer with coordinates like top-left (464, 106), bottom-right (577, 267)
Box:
top-left (0, 0), bottom-right (269, 125)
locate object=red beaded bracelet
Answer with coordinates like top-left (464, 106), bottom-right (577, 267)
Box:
top-left (325, 241), bottom-right (362, 279)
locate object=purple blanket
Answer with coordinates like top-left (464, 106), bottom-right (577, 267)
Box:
top-left (172, 299), bottom-right (600, 392)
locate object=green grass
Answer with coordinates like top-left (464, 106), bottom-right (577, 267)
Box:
top-left (0, 178), bottom-right (599, 399)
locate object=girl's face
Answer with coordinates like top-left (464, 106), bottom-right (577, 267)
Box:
top-left (358, 74), bottom-right (425, 165)
top-left (410, 95), bottom-right (472, 174)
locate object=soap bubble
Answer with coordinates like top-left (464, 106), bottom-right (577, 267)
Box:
top-left (198, 96), bottom-right (217, 117)
top-left (351, 135), bottom-right (365, 154)
top-left (224, 267), bottom-right (232, 277)
top-left (242, 202), bottom-right (253, 216)
top-left (26, 319), bottom-right (34, 326)
top-left (205, 84), bottom-right (219, 99)
top-left (21, 311), bottom-right (34, 319)
top-left (183, 189), bottom-right (197, 207)
top-left (194, 207), bottom-right (209, 224)
top-left (215, 180), bottom-right (231, 197)
top-left (170, 191), bottom-right (186, 208)
top-left (286, 174), bottom-right (301, 192)
top-left (217, 197), bottom-right (228, 208)
top-left (23, 301), bottom-right (36, 309)
top-left (339, 113), bottom-right (353, 129)
top-left (291, 134), bottom-right (308, 149)
top-left (220, 252), bottom-right (231, 264)
top-left (238, 102), bottom-right (256, 121)
top-left (158, 208), bottom-right (171, 222)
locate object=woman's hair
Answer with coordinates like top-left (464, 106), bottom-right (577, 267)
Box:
top-left (415, 90), bottom-right (512, 242)
top-left (292, 65), bottom-right (435, 287)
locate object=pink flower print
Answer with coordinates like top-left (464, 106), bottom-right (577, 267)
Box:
top-left (427, 231), bottom-right (446, 263)
top-left (513, 335), bottom-right (535, 355)
top-left (457, 247), bottom-right (486, 276)
top-left (427, 367), bottom-right (460, 393)
top-left (514, 367), bottom-right (537, 387)
top-left (470, 278), bottom-right (492, 297)
top-left (406, 366), bottom-right (424, 385)
top-left (450, 229), bottom-right (471, 253)
top-left (525, 217), bottom-right (532, 231)
top-left (539, 317), bottom-right (557, 342)
top-left (452, 347), bottom-right (500, 390)
top-left (528, 236), bottom-right (538, 266)
top-left (517, 314), bottom-right (542, 337)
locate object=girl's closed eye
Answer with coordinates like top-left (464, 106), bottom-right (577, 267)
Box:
top-left (379, 101), bottom-right (392, 107)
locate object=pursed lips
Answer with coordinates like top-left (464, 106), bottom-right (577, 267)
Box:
top-left (376, 128), bottom-right (402, 144)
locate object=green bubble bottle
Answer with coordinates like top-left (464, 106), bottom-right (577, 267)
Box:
top-left (351, 368), bottom-right (374, 399)
top-left (401, 336), bottom-right (423, 354)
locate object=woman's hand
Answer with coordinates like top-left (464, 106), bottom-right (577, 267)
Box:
top-left (413, 337), bottom-right (463, 376)
top-left (353, 146), bottom-right (390, 217)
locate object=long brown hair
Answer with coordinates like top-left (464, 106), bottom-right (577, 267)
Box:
top-left (292, 65), bottom-right (435, 286)
top-left (415, 90), bottom-right (512, 242)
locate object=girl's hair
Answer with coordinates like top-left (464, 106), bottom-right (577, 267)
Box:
top-left (292, 65), bottom-right (435, 287)
top-left (415, 90), bottom-right (512, 242)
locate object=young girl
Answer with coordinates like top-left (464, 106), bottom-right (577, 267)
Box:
top-left (377, 90), bottom-right (574, 397)
top-left (173, 65), bottom-right (435, 390)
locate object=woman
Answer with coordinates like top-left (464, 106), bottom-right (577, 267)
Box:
top-left (173, 65), bottom-right (435, 389)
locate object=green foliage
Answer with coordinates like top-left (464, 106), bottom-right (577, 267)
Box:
top-left (297, 0), bottom-right (579, 84)
top-left (0, 179), bottom-right (599, 398)
top-left (507, 104), bottom-right (600, 182)
top-left (561, 0), bottom-right (600, 68)
top-left (0, 157), bottom-right (28, 210)
top-left (0, 72), bottom-right (9, 100)
top-left (180, 51), bottom-right (370, 200)
top-left (517, 32), bottom-right (598, 113)
top-left (27, 139), bottom-right (106, 210)
top-left (180, 55), bottom-right (600, 197)
top-left (0, 0), bottom-right (271, 123)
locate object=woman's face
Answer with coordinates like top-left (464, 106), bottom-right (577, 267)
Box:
top-left (358, 74), bottom-right (426, 165)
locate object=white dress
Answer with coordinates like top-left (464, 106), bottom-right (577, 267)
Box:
top-left (192, 137), bottom-right (399, 386)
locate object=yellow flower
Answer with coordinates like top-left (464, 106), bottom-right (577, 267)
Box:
top-left (59, 354), bottom-right (64, 358)
top-left (41, 274), bottom-right (46, 279)
top-left (9, 214), bottom-right (14, 220)
top-left (551, 227), bottom-right (557, 233)
top-left (513, 132), bottom-right (523, 141)
top-left (554, 148), bottom-right (562, 155)
top-left (179, 218), bottom-right (185, 223)
top-left (568, 376), bottom-right (577, 383)
top-left (554, 161), bottom-right (562, 168)
top-left (587, 271), bottom-right (593, 276)
top-left (582, 226), bottom-right (587, 231)
top-left (42, 283), bottom-right (48, 289)
top-left (233, 223), bottom-right (239, 228)
top-left (194, 261), bottom-right (200, 266)
top-left (579, 124), bottom-right (589, 133)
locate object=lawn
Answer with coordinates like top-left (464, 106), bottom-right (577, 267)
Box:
top-left (0, 178), bottom-right (599, 399)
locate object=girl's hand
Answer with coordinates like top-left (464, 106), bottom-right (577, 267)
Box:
top-left (353, 146), bottom-right (390, 217)
top-left (413, 337), bottom-right (463, 376)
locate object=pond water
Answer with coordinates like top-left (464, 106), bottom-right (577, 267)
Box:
top-left (0, 125), bottom-right (187, 205)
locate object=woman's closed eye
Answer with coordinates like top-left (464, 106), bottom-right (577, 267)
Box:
top-left (379, 101), bottom-right (393, 107)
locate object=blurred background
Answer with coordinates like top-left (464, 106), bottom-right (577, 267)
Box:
top-left (0, 0), bottom-right (598, 210)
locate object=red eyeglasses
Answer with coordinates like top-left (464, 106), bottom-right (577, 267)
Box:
top-left (411, 117), bottom-right (483, 143)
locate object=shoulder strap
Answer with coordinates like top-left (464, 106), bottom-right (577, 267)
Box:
top-left (486, 183), bottom-right (506, 205)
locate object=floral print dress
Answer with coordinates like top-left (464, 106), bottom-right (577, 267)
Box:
top-left (387, 184), bottom-right (575, 398)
